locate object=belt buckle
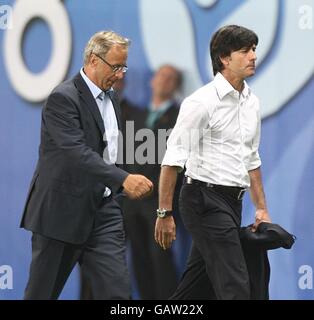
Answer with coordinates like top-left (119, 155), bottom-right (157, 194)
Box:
top-left (237, 189), bottom-right (246, 200)
top-left (185, 176), bottom-right (193, 184)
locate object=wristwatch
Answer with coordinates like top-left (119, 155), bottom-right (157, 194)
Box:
top-left (156, 208), bottom-right (173, 218)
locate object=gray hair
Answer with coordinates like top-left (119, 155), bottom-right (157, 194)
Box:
top-left (83, 30), bottom-right (130, 65)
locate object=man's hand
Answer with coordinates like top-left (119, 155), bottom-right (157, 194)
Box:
top-left (249, 168), bottom-right (271, 232)
top-left (122, 174), bottom-right (153, 200)
top-left (252, 208), bottom-right (271, 232)
top-left (154, 216), bottom-right (176, 250)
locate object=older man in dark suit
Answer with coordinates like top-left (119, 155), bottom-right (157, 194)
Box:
top-left (20, 30), bottom-right (153, 300)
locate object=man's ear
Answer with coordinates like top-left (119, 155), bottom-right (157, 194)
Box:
top-left (220, 55), bottom-right (230, 67)
top-left (89, 54), bottom-right (98, 67)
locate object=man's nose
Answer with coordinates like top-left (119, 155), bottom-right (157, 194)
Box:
top-left (250, 50), bottom-right (257, 61)
top-left (116, 71), bottom-right (125, 80)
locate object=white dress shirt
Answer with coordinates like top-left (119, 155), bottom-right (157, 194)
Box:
top-left (162, 72), bottom-right (261, 188)
top-left (80, 68), bottom-right (119, 196)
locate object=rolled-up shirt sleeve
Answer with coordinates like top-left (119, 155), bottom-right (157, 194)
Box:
top-left (248, 150), bottom-right (261, 171)
top-left (161, 98), bottom-right (210, 171)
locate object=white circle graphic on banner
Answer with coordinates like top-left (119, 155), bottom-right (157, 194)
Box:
top-left (3, 0), bottom-right (71, 102)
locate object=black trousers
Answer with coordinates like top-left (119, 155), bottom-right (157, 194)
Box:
top-left (123, 196), bottom-right (178, 300)
top-left (171, 183), bottom-right (250, 300)
top-left (24, 196), bottom-right (131, 300)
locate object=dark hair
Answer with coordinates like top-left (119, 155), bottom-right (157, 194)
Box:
top-left (210, 25), bottom-right (258, 75)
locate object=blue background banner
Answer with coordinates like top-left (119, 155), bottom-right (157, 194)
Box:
top-left (0, 0), bottom-right (313, 299)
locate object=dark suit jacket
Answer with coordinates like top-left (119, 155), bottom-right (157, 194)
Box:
top-left (121, 101), bottom-right (181, 191)
top-left (141, 103), bottom-right (181, 192)
top-left (240, 222), bottom-right (295, 300)
top-left (20, 73), bottom-right (128, 244)
top-left (121, 101), bottom-right (183, 210)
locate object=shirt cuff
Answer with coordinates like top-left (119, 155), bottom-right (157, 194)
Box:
top-left (248, 157), bottom-right (262, 171)
top-left (161, 150), bottom-right (186, 172)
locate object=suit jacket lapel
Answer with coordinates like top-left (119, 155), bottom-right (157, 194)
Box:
top-left (73, 73), bottom-right (105, 136)
top-left (107, 90), bottom-right (122, 131)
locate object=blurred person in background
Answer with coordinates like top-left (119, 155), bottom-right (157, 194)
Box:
top-left (122, 65), bottom-right (185, 299)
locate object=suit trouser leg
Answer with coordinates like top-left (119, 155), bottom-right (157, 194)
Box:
top-left (174, 184), bottom-right (250, 300)
top-left (123, 199), bottom-right (155, 299)
top-left (141, 198), bottom-right (178, 300)
top-left (25, 197), bottom-right (131, 300)
top-left (24, 233), bottom-right (82, 300)
top-left (79, 197), bottom-right (131, 300)
top-left (170, 243), bottom-right (215, 300)
top-left (123, 197), bottom-right (178, 300)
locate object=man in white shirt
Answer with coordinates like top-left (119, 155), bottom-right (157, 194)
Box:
top-left (155, 25), bottom-right (271, 300)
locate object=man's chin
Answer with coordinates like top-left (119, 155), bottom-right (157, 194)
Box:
top-left (247, 69), bottom-right (255, 77)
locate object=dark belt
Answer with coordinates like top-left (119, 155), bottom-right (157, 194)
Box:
top-left (184, 176), bottom-right (246, 200)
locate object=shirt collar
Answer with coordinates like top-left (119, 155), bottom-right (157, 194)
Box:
top-left (80, 68), bottom-right (114, 99)
top-left (149, 100), bottom-right (173, 113)
top-left (214, 72), bottom-right (251, 100)
top-left (241, 81), bottom-right (250, 98)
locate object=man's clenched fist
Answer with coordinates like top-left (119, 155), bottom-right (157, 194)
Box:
top-left (122, 174), bottom-right (153, 200)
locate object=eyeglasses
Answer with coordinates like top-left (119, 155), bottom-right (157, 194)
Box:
top-left (93, 53), bottom-right (128, 74)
